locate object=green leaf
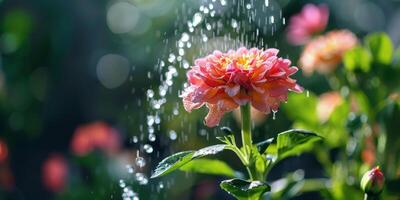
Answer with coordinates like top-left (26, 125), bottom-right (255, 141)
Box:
top-left (344, 45), bottom-right (372, 72)
top-left (267, 129), bottom-right (322, 161)
top-left (192, 144), bottom-right (226, 159)
top-left (180, 159), bottom-right (240, 178)
top-left (256, 138), bottom-right (274, 154)
top-left (151, 144), bottom-right (227, 178)
top-left (365, 32), bottom-right (393, 65)
top-left (220, 179), bottom-right (270, 200)
top-left (247, 146), bottom-right (268, 180)
top-left (151, 151), bottom-right (194, 178)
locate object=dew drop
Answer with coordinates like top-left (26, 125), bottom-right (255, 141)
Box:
top-left (231, 19), bottom-right (238, 28)
top-left (126, 165), bottom-right (135, 174)
top-left (143, 144), bottom-right (153, 154)
top-left (181, 32), bottom-right (190, 42)
top-left (169, 130), bottom-right (177, 140)
top-left (132, 136), bottom-right (138, 143)
top-left (119, 179), bottom-right (126, 188)
top-left (148, 133), bottom-right (156, 142)
top-left (135, 156), bottom-right (146, 168)
top-left (192, 13), bottom-right (203, 27)
top-left (272, 110), bottom-right (277, 120)
top-left (158, 182), bottom-right (164, 189)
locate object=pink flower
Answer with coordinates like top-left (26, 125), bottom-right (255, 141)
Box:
top-left (299, 30), bottom-right (358, 75)
top-left (287, 4), bottom-right (329, 45)
top-left (71, 122), bottom-right (121, 156)
top-left (181, 47), bottom-right (303, 127)
top-left (42, 154), bottom-right (68, 193)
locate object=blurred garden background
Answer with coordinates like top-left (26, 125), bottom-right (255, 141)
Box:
top-left (0, 0), bottom-right (400, 199)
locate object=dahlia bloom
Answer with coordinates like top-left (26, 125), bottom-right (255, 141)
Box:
top-left (286, 4), bottom-right (329, 45)
top-left (181, 47), bottom-right (303, 127)
top-left (299, 30), bottom-right (358, 75)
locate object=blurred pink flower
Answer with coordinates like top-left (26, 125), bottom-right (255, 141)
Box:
top-left (0, 139), bottom-right (8, 163)
top-left (181, 47), bottom-right (303, 127)
top-left (42, 154), bottom-right (68, 193)
top-left (287, 4), bottom-right (329, 45)
top-left (70, 122), bottom-right (121, 156)
top-left (299, 30), bottom-right (358, 75)
top-left (316, 91), bottom-right (343, 122)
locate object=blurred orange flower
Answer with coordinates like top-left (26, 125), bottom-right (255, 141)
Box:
top-left (181, 47), bottom-right (303, 127)
top-left (316, 91), bottom-right (343, 122)
top-left (71, 121), bottom-right (121, 156)
top-left (362, 135), bottom-right (376, 167)
top-left (42, 154), bottom-right (68, 193)
top-left (300, 30), bottom-right (357, 75)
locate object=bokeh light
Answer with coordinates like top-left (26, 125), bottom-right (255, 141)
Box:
top-left (96, 54), bottom-right (130, 89)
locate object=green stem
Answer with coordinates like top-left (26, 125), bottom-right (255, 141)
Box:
top-left (241, 104), bottom-right (252, 151)
top-left (240, 104), bottom-right (254, 180)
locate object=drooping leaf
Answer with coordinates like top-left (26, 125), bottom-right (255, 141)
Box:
top-left (344, 45), bottom-right (372, 72)
top-left (151, 151), bottom-right (194, 178)
top-left (220, 178), bottom-right (271, 200)
top-left (365, 32), bottom-right (393, 65)
top-left (151, 144), bottom-right (227, 178)
top-left (180, 159), bottom-right (240, 178)
top-left (267, 129), bottom-right (322, 161)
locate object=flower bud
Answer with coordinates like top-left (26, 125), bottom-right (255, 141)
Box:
top-left (361, 166), bottom-right (385, 195)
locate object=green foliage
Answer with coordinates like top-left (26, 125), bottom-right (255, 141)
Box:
top-left (344, 46), bottom-right (372, 72)
top-left (283, 92), bottom-right (349, 147)
top-left (283, 93), bottom-right (319, 126)
top-left (220, 179), bottom-right (270, 200)
top-left (249, 146), bottom-right (267, 180)
top-left (365, 33), bottom-right (393, 65)
top-left (180, 159), bottom-right (239, 178)
top-left (152, 128), bottom-right (323, 200)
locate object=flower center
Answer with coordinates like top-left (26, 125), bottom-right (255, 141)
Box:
top-left (237, 54), bottom-right (255, 70)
